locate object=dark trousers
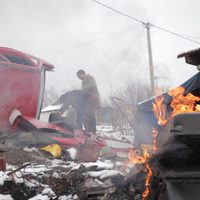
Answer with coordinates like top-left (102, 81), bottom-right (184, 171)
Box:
top-left (84, 102), bottom-right (96, 133)
top-left (76, 105), bottom-right (86, 129)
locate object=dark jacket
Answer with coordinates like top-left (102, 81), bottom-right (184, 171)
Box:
top-left (82, 74), bottom-right (100, 108)
top-left (60, 90), bottom-right (90, 128)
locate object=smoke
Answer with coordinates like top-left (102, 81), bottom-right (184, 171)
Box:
top-left (0, 0), bottom-right (152, 98)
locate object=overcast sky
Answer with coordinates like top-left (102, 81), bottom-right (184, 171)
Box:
top-left (1, 0), bottom-right (200, 99)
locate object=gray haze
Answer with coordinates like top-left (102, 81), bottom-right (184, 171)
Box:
top-left (1, 0), bottom-right (200, 98)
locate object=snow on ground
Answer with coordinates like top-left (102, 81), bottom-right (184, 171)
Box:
top-left (0, 194), bottom-right (14, 200)
top-left (29, 194), bottom-right (49, 200)
top-left (0, 149), bottom-right (134, 199)
top-left (0, 125), bottom-right (136, 199)
top-left (0, 171), bottom-right (11, 185)
top-left (71, 160), bottom-right (114, 171)
top-left (87, 169), bottom-right (123, 179)
top-left (66, 148), bottom-right (77, 160)
top-left (96, 125), bottom-right (135, 144)
top-left (42, 188), bottom-right (56, 197)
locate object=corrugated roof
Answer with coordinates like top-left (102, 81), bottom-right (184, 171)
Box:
top-left (177, 47), bottom-right (200, 66)
top-left (177, 47), bottom-right (200, 58)
top-left (41, 104), bottom-right (62, 112)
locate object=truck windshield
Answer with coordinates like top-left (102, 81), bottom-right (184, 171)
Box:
top-left (2, 54), bottom-right (34, 66)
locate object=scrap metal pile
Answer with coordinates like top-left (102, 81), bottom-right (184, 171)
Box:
top-left (0, 136), bottom-right (138, 200)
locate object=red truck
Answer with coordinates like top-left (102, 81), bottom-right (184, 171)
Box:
top-left (0, 47), bottom-right (54, 132)
top-left (0, 47), bottom-right (133, 161)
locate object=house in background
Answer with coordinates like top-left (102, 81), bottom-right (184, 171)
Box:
top-left (40, 104), bottom-right (116, 125)
top-left (40, 104), bottom-right (62, 122)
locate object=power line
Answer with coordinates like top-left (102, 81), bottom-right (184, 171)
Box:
top-left (152, 24), bottom-right (200, 44)
top-left (179, 33), bottom-right (200, 40)
top-left (91, 0), bottom-right (200, 45)
top-left (91, 0), bottom-right (145, 25)
top-left (43, 1), bottom-right (200, 59)
top-left (42, 25), bottom-right (141, 58)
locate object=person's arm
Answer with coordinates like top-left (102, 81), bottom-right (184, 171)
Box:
top-left (82, 76), bottom-right (97, 93)
top-left (59, 94), bottom-right (70, 114)
top-left (60, 103), bottom-right (69, 114)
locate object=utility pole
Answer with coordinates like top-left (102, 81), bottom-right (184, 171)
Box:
top-left (145, 23), bottom-right (155, 96)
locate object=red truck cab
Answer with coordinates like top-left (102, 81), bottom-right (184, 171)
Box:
top-left (0, 47), bottom-right (54, 132)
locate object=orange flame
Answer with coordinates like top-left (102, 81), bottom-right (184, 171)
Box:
top-left (130, 86), bottom-right (200, 199)
top-left (141, 128), bottom-right (159, 200)
top-left (139, 87), bottom-right (164, 199)
top-left (152, 128), bottom-right (158, 151)
top-left (168, 86), bottom-right (200, 117)
top-left (142, 153), bottom-right (153, 200)
top-left (128, 148), bottom-right (145, 164)
top-left (152, 94), bottom-right (168, 126)
top-left (128, 128), bottom-right (158, 199)
top-left (152, 86), bottom-right (200, 125)
top-left (128, 148), bottom-right (152, 200)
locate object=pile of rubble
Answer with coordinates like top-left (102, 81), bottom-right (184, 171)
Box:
top-left (0, 147), bottom-right (146, 200)
top-left (0, 126), bottom-right (143, 200)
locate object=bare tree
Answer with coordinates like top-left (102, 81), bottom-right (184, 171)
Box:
top-left (103, 77), bottom-right (171, 147)
top-left (108, 81), bottom-right (151, 134)
top-left (43, 86), bottom-right (60, 108)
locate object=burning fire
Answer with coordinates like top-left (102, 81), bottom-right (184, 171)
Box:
top-left (142, 150), bottom-right (153, 200)
top-left (128, 129), bottom-right (159, 198)
top-left (128, 86), bottom-right (200, 199)
top-left (152, 94), bottom-right (168, 126)
top-left (128, 148), bottom-right (152, 200)
top-left (152, 86), bottom-right (200, 124)
top-left (168, 86), bottom-right (200, 117)
top-left (128, 148), bottom-right (146, 164)
top-left (152, 128), bottom-right (158, 152)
